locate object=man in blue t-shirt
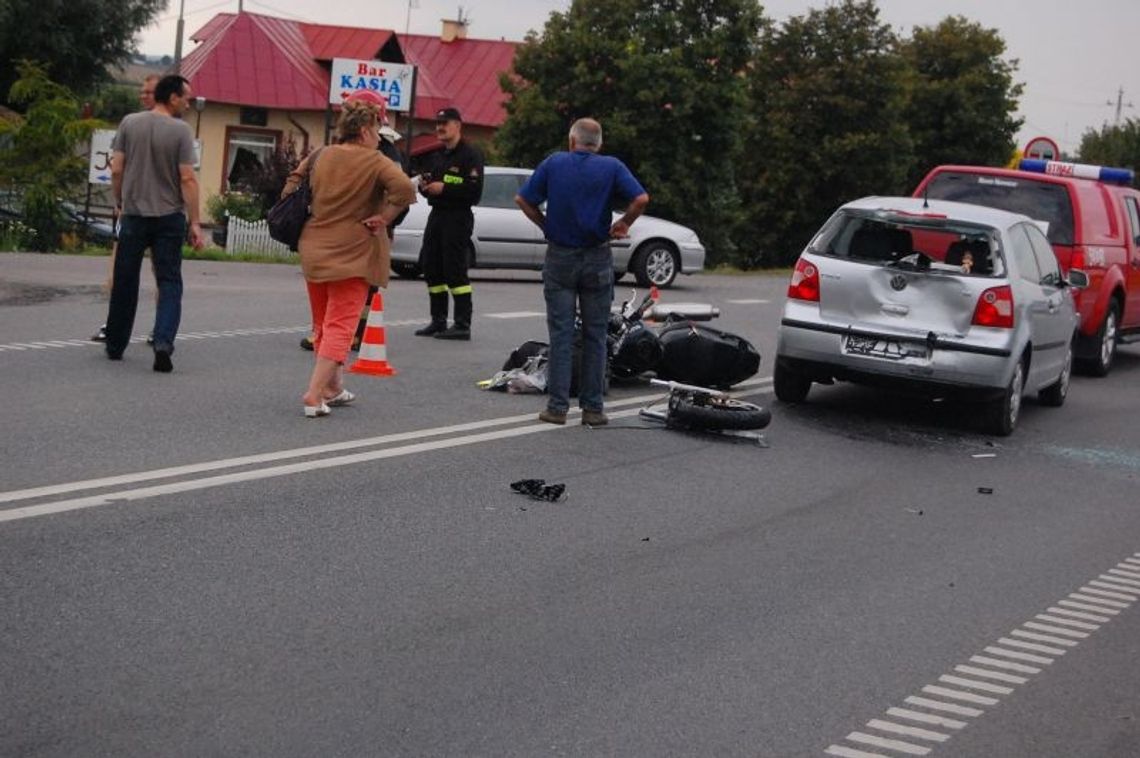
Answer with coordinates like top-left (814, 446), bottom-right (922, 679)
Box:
top-left (516, 118), bottom-right (649, 426)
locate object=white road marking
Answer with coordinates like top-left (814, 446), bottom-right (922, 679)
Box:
top-left (1110, 566), bottom-right (1140, 580)
top-left (982, 645), bottom-right (1053, 664)
top-left (0, 317), bottom-right (534, 354)
top-left (885, 708), bottom-right (966, 730)
top-left (953, 665), bottom-right (1027, 685)
top-left (1010, 629), bottom-right (1077, 647)
top-left (1047, 605), bottom-right (1111, 623)
top-left (865, 719), bottom-right (949, 742)
top-left (1036, 613), bottom-right (1099, 630)
top-left (846, 732), bottom-right (931, 755)
top-left (1081, 584), bottom-right (1139, 601)
top-left (0, 378), bottom-right (775, 523)
top-left (0, 423), bottom-right (568, 523)
top-left (826, 550), bottom-right (1140, 757)
top-left (1059, 599), bottom-right (1119, 615)
top-left (825, 745), bottom-right (889, 758)
top-left (1068, 593), bottom-right (1128, 609)
top-left (1022, 621), bottom-right (1088, 639)
top-left (969, 655), bottom-right (1041, 674)
top-left (1101, 572), bottom-right (1140, 587)
top-left (996, 637), bottom-right (1066, 656)
top-left (920, 686), bottom-right (999, 706)
top-left (726, 298), bottom-right (769, 304)
top-left (936, 675), bottom-right (1014, 695)
top-left (902, 696), bottom-right (983, 718)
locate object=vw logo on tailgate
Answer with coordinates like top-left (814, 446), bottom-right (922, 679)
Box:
top-left (889, 274), bottom-right (907, 291)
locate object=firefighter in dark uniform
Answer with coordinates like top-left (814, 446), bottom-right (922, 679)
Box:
top-left (414, 107), bottom-right (484, 340)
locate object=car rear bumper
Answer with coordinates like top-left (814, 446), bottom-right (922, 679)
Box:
top-left (777, 317), bottom-right (1015, 394)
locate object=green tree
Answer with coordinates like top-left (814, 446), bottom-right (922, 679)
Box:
top-left (739, 0), bottom-right (913, 267)
top-left (1077, 119), bottom-right (1140, 170)
top-left (0, 0), bottom-right (167, 105)
top-left (899, 15), bottom-right (1023, 188)
top-left (0, 61), bottom-right (102, 250)
top-left (495, 0), bottom-right (767, 263)
top-left (86, 84), bottom-right (139, 123)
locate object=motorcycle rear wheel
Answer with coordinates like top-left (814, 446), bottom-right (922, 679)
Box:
top-left (667, 394), bottom-right (771, 431)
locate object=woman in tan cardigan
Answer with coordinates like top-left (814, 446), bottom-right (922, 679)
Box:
top-left (284, 99), bottom-right (416, 417)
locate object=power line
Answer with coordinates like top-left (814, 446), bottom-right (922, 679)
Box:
top-left (247, 0), bottom-right (314, 22)
top-left (1106, 87), bottom-right (1135, 125)
top-left (156, 0), bottom-right (232, 24)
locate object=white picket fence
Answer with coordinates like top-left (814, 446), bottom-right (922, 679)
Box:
top-left (224, 217), bottom-right (296, 258)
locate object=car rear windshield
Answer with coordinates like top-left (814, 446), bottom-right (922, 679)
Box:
top-left (809, 211), bottom-right (1005, 276)
top-left (921, 171), bottom-right (1074, 246)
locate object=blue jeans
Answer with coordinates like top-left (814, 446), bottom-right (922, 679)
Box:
top-left (105, 213), bottom-right (185, 356)
top-left (543, 243), bottom-right (614, 413)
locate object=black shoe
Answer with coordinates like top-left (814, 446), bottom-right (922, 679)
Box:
top-left (153, 349), bottom-right (173, 373)
top-left (91, 324), bottom-right (107, 342)
top-left (414, 321), bottom-right (447, 337)
top-left (433, 325), bottom-right (470, 341)
top-left (146, 333), bottom-right (155, 345)
top-left (300, 336), bottom-right (315, 351)
top-left (106, 349), bottom-right (123, 361)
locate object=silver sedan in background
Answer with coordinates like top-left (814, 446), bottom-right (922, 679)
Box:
top-left (774, 196), bottom-right (1088, 435)
top-left (389, 166), bottom-right (706, 288)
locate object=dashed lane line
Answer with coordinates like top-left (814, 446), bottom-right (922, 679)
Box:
top-left (0, 377), bottom-right (774, 523)
top-left (0, 313), bottom-right (546, 353)
top-left (824, 553), bottom-right (1140, 756)
top-left (0, 325), bottom-right (310, 352)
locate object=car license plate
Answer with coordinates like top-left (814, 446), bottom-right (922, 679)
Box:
top-left (844, 334), bottom-right (927, 360)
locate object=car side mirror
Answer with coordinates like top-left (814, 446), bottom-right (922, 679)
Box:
top-left (1066, 269), bottom-right (1089, 289)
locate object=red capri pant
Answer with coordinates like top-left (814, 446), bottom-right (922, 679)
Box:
top-left (306, 277), bottom-right (370, 364)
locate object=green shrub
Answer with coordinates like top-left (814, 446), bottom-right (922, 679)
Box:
top-left (206, 191), bottom-right (263, 224)
top-left (0, 219), bottom-right (36, 250)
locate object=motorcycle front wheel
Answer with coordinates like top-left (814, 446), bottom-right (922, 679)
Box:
top-left (667, 394), bottom-right (771, 431)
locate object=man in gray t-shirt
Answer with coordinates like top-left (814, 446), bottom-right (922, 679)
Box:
top-left (104, 74), bottom-right (204, 372)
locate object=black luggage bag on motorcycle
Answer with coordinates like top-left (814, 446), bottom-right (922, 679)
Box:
top-left (655, 322), bottom-right (760, 389)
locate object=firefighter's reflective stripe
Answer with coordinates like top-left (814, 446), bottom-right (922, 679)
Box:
top-left (443, 175), bottom-right (464, 185)
top-left (428, 284), bottom-right (448, 294)
top-left (449, 284), bottom-right (473, 295)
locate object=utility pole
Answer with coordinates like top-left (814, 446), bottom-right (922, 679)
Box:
top-left (173, 0), bottom-right (185, 73)
top-left (1107, 87), bottom-right (1135, 126)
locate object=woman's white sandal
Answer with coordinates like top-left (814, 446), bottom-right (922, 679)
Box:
top-left (304, 402), bottom-right (331, 418)
top-left (325, 389), bottom-right (356, 407)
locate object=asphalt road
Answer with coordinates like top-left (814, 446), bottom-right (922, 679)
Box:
top-left (1, 252), bottom-right (1139, 757)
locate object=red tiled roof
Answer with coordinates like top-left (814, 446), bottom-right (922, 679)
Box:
top-left (183, 13), bottom-right (334, 109)
top-left (400, 34), bottom-right (518, 126)
top-left (189, 13), bottom-right (234, 43)
top-left (183, 12), bottom-right (517, 123)
top-left (302, 24), bottom-right (393, 62)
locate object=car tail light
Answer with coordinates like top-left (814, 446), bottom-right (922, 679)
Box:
top-left (787, 258), bottom-right (820, 302)
top-left (1068, 247), bottom-right (1085, 308)
top-left (972, 285), bottom-right (1014, 328)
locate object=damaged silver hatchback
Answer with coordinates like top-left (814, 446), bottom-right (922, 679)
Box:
top-left (774, 197), bottom-right (1088, 435)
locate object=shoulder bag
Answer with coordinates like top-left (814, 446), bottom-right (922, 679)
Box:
top-left (267, 148), bottom-right (324, 251)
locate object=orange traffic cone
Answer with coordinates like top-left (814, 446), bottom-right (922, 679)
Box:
top-left (348, 292), bottom-right (398, 376)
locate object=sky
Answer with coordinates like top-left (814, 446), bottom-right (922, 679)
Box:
top-left (136, 0), bottom-right (1140, 156)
